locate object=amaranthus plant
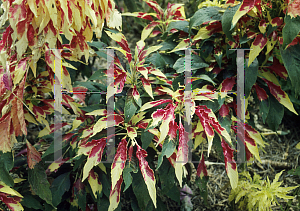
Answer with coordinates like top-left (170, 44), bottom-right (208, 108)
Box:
top-left (0, 0), bottom-right (300, 210)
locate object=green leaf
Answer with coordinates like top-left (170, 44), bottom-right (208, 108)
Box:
top-left (260, 99), bottom-right (270, 124)
top-left (99, 171), bottom-right (111, 198)
top-left (123, 165), bottom-right (133, 192)
top-left (196, 177), bottom-right (209, 205)
top-left (189, 7), bottom-right (222, 32)
top-left (124, 91), bottom-right (138, 123)
top-left (158, 158), bottom-right (178, 202)
top-left (97, 195), bottom-right (110, 211)
top-left (212, 135), bottom-right (224, 161)
top-left (193, 74), bottom-right (216, 85)
top-left (167, 21), bottom-right (189, 33)
top-left (141, 130), bottom-right (154, 150)
top-left (245, 58), bottom-right (258, 98)
top-left (78, 191), bottom-right (86, 211)
top-left (88, 69), bottom-right (106, 81)
top-left (21, 194), bottom-right (44, 209)
top-left (0, 152), bottom-right (14, 187)
top-left (157, 139), bottom-right (176, 170)
top-left (79, 104), bottom-right (104, 113)
top-left (42, 140), bottom-right (68, 160)
top-left (172, 74), bottom-right (185, 91)
top-left (88, 41), bottom-right (108, 50)
top-left (221, 4), bottom-right (241, 42)
top-left (214, 53), bottom-right (223, 68)
top-left (266, 95), bottom-right (284, 131)
top-left (73, 81), bottom-right (100, 92)
top-left (28, 162), bottom-right (53, 206)
top-left (174, 54), bottom-right (209, 73)
top-left (280, 43), bottom-right (300, 97)
top-left (288, 166), bottom-right (300, 176)
top-left (282, 15), bottom-right (300, 50)
top-left (147, 52), bottom-right (165, 69)
top-left (159, 41), bottom-right (177, 51)
top-left (165, 185), bottom-right (180, 203)
top-left (51, 172), bottom-right (71, 207)
top-left (132, 170), bottom-right (151, 210)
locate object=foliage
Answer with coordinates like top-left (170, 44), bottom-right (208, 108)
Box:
top-left (0, 0), bottom-right (299, 210)
top-left (229, 170), bottom-right (298, 211)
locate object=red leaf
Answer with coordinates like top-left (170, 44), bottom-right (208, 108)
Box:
top-left (26, 140), bottom-right (42, 169)
top-left (220, 76), bottom-right (236, 92)
top-left (219, 104), bottom-right (230, 117)
top-left (265, 57), bottom-right (288, 80)
top-left (196, 153), bottom-right (208, 178)
top-left (2, 72), bottom-right (12, 91)
top-left (0, 112), bottom-right (12, 153)
top-left (73, 86), bottom-right (88, 103)
top-left (253, 84), bottom-right (268, 101)
top-left (128, 144), bottom-right (133, 162)
top-left (271, 17), bottom-right (283, 27)
top-left (168, 120), bottom-right (178, 140)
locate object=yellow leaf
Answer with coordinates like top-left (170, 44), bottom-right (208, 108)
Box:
top-left (44, 0), bottom-right (58, 29)
top-left (86, 109), bottom-right (107, 116)
top-left (169, 38), bottom-right (190, 53)
top-left (61, 67), bottom-right (72, 92)
top-left (62, 61), bottom-right (77, 70)
top-left (0, 181), bottom-right (23, 198)
top-left (150, 69), bottom-right (167, 78)
top-left (92, 117), bottom-right (108, 136)
top-left (67, 119), bottom-right (83, 133)
top-left (38, 126), bottom-right (50, 138)
top-left (193, 27), bottom-right (211, 41)
top-left (107, 9), bottom-right (122, 31)
top-left (82, 157), bottom-right (98, 182)
top-left (14, 178), bottom-right (26, 183)
top-left (258, 70), bottom-right (280, 86)
top-left (143, 45), bottom-right (163, 58)
top-left (98, 163), bottom-right (107, 174)
top-left (296, 142), bottom-right (300, 149)
top-left (15, 32), bottom-right (28, 60)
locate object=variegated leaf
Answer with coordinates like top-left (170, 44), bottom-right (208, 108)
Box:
top-left (248, 34), bottom-right (268, 67)
top-left (232, 0), bottom-right (256, 29)
top-left (82, 138), bottom-right (107, 181)
top-left (111, 138), bottom-right (127, 189)
top-left (175, 122), bottom-right (189, 187)
top-left (263, 78), bottom-right (298, 114)
top-left (221, 139), bottom-right (238, 189)
top-left (141, 77), bottom-right (154, 99)
top-left (141, 21), bottom-right (161, 41)
top-left (195, 105), bottom-right (232, 157)
top-left (140, 99), bottom-right (173, 111)
top-left (136, 145), bottom-right (156, 208)
top-left (108, 177), bottom-right (123, 211)
top-left (88, 169), bottom-right (102, 199)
